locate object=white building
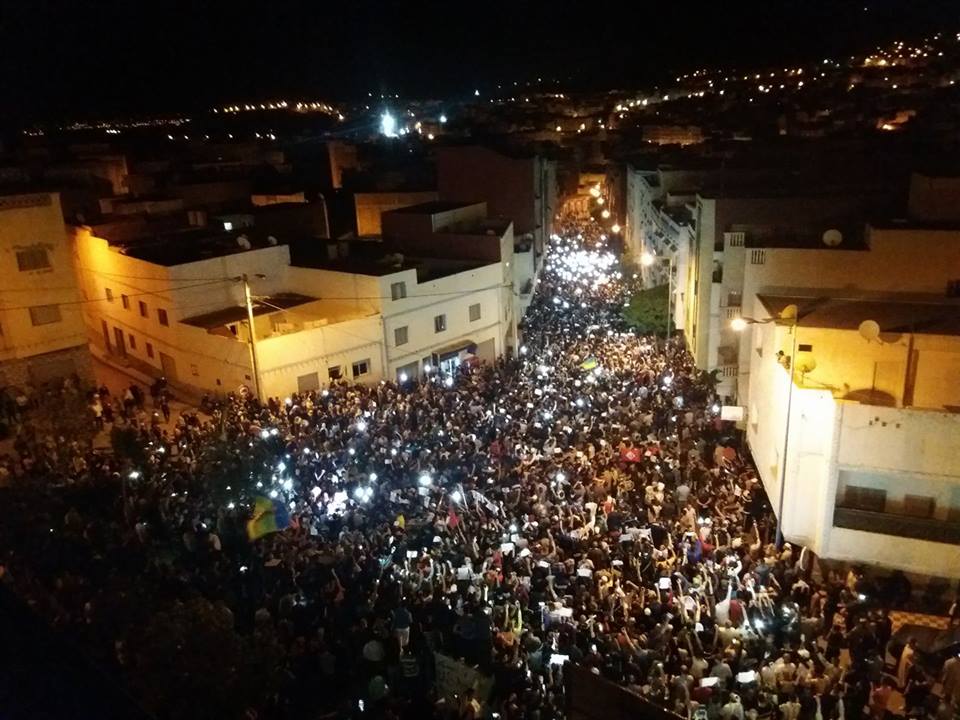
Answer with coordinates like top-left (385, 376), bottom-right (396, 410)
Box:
top-left (0, 192), bottom-right (91, 388)
top-left (745, 291), bottom-right (960, 578)
top-left (73, 202), bottom-right (517, 399)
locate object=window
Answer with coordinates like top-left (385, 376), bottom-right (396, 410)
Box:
top-left (297, 372), bottom-right (320, 393)
top-left (842, 486), bottom-right (887, 512)
top-left (798, 343), bottom-right (813, 352)
top-left (351, 359), bottom-right (370, 378)
top-left (128, 333), bottom-right (136, 350)
top-left (328, 366), bottom-right (343, 380)
top-left (469, 303), bottom-right (481, 322)
top-left (191, 364), bottom-right (199, 376)
top-left (105, 288), bottom-right (114, 302)
top-left (157, 308), bottom-right (169, 326)
top-left (16, 247), bottom-right (50, 271)
top-left (394, 326), bottom-right (409, 346)
top-left (146, 342), bottom-right (154, 358)
top-left (29, 304), bottom-right (62, 326)
top-left (121, 294), bottom-right (130, 309)
top-left (750, 249), bottom-right (766, 265)
top-left (391, 281), bottom-right (407, 300)
top-left (139, 300), bottom-right (148, 317)
top-left (434, 314), bottom-right (447, 333)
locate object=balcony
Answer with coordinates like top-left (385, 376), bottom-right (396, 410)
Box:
top-left (833, 506), bottom-right (960, 545)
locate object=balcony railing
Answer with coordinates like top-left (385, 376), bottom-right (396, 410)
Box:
top-left (833, 506), bottom-right (960, 545)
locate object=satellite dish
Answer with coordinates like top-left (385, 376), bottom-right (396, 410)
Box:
top-left (858, 319), bottom-right (881, 342)
top-left (796, 355), bottom-right (817, 374)
top-left (822, 228), bottom-right (843, 247)
top-left (236, 234), bottom-right (251, 250)
top-left (779, 303), bottom-right (799, 320)
top-left (267, 235), bottom-right (278, 246)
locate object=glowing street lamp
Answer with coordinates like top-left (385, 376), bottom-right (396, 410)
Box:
top-left (611, 223), bottom-right (621, 233)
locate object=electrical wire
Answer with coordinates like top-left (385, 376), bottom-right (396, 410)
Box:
top-left (0, 278), bottom-right (234, 312)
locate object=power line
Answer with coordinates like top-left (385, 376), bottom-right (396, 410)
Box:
top-left (75, 264), bottom-right (236, 283)
top-left (0, 279), bottom-right (234, 312)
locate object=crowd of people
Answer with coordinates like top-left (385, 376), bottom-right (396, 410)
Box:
top-left (0, 217), bottom-right (957, 720)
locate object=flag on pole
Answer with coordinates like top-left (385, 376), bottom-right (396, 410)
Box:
top-left (247, 496), bottom-right (291, 541)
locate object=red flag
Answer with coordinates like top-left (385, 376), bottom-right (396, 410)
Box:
top-left (447, 508), bottom-right (460, 528)
top-left (620, 446), bottom-right (642, 463)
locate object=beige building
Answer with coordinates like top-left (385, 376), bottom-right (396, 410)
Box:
top-left (0, 192), bottom-right (91, 388)
top-left (436, 145), bottom-right (556, 264)
top-left (681, 189), bottom-right (960, 399)
top-left (73, 202), bottom-right (517, 398)
top-left (744, 291), bottom-right (960, 578)
top-left (354, 191), bottom-right (439, 236)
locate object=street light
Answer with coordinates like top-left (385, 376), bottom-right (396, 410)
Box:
top-left (731, 309), bottom-right (799, 547)
top-left (639, 252), bottom-right (675, 337)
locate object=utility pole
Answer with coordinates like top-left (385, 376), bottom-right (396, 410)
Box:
top-left (241, 274), bottom-right (264, 403)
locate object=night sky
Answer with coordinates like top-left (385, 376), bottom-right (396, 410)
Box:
top-left (1, 0), bottom-right (956, 123)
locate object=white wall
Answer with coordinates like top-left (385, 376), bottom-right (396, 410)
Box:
top-left (746, 321), bottom-right (960, 577)
top-left (257, 315), bottom-right (385, 397)
top-left (381, 262), bottom-right (514, 377)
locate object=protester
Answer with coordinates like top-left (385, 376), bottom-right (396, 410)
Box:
top-left (0, 217), bottom-right (952, 720)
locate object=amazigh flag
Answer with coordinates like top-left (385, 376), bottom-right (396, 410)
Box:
top-left (580, 357), bottom-right (599, 371)
top-left (246, 495), bottom-right (291, 541)
top-left (620, 445), bottom-right (642, 463)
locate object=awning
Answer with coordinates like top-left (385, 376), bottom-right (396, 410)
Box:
top-left (431, 339), bottom-right (476, 361)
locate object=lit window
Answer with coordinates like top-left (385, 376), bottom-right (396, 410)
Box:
top-left (223, 221), bottom-right (233, 231)
top-left (434, 314), bottom-right (447, 333)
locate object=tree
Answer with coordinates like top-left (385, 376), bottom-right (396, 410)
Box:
top-left (623, 285), bottom-right (669, 336)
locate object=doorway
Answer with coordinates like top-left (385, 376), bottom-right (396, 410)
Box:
top-left (113, 327), bottom-right (126, 357)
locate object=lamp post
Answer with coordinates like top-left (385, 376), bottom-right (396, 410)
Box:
top-left (641, 251), bottom-right (675, 337)
top-left (732, 313), bottom-right (798, 548)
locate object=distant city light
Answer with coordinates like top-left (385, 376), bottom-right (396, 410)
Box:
top-left (439, 114), bottom-right (448, 123)
top-left (380, 111), bottom-right (398, 137)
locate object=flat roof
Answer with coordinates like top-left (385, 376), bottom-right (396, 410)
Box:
top-left (181, 293), bottom-right (316, 329)
top-left (289, 239), bottom-right (489, 281)
top-left (120, 229), bottom-right (286, 266)
top-left (870, 218), bottom-right (960, 231)
top-left (735, 223), bottom-right (867, 250)
top-left (390, 201), bottom-right (475, 215)
top-left (757, 293), bottom-right (960, 336)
